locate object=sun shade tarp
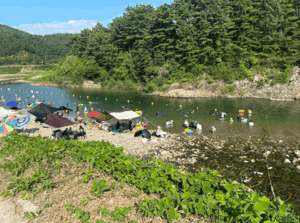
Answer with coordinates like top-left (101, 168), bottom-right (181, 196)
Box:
top-left (93, 111), bottom-right (113, 121)
top-left (44, 113), bottom-right (76, 128)
top-left (55, 106), bottom-right (73, 112)
top-left (108, 108), bottom-right (141, 121)
top-left (28, 103), bottom-right (58, 119)
top-left (0, 107), bottom-right (15, 116)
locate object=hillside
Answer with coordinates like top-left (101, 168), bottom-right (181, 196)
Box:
top-left (0, 24), bottom-right (73, 65)
top-left (44, 0), bottom-right (300, 90)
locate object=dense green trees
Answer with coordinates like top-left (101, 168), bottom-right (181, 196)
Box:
top-left (62, 0), bottom-right (300, 89)
top-left (0, 25), bottom-right (73, 65)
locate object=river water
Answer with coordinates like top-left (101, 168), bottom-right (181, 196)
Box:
top-left (1, 83), bottom-right (300, 141)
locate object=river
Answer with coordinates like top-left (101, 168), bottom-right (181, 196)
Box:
top-left (1, 83), bottom-right (300, 141)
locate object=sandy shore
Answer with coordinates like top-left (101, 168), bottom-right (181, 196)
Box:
top-left (0, 110), bottom-right (170, 159)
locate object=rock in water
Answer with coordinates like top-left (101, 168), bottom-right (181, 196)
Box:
top-left (294, 150), bottom-right (300, 158)
top-left (284, 159), bottom-right (291, 164)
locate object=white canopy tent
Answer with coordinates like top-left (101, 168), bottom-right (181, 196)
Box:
top-left (108, 108), bottom-right (141, 121)
top-left (0, 107), bottom-right (16, 116)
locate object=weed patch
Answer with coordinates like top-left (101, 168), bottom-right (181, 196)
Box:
top-left (0, 133), bottom-right (299, 222)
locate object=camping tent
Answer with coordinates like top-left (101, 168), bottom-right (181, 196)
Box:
top-left (93, 111), bottom-right (113, 121)
top-left (28, 103), bottom-right (58, 119)
top-left (0, 107), bottom-right (15, 116)
top-left (44, 113), bottom-right (77, 128)
top-left (108, 108), bottom-right (141, 121)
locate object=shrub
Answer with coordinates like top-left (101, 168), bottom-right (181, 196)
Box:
top-left (144, 81), bottom-right (156, 93)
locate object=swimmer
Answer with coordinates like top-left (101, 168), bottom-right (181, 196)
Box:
top-left (249, 120), bottom-right (254, 126)
top-left (211, 126), bottom-right (216, 133)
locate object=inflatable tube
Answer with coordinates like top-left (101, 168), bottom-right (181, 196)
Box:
top-left (89, 101), bottom-right (92, 104)
top-left (230, 120), bottom-right (233, 123)
top-left (91, 124), bottom-right (98, 127)
top-left (78, 104), bottom-right (83, 106)
top-left (187, 130), bottom-right (193, 134)
top-left (27, 105), bottom-right (32, 108)
top-left (184, 128), bottom-right (191, 132)
top-left (135, 126), bottom-right (142, 130)
top-left (84, 111), bottom-right (89, 114)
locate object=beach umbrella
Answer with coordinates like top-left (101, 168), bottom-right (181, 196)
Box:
top-left (1, 116), bottom-right (18, 125)
top-left (93, 111), bottom-right (113, 121)
top-left (87, 111), bottom-right (101, 118)
top-left (14, 116), bottom-right (32, 129)
top-left (6, 101), bottom-right (19, 107)
top-left (0, 116), bottom-right (17, 134)
top-left (0, 123), bottom-right (15, 134)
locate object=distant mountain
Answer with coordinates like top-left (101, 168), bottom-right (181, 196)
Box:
top-left (0, 24), bottom-right (74, 64)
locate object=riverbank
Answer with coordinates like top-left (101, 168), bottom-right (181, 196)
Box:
top-left (1, 128), bottom-right (299, 222)
top-left (2, 66), bottom-right (300, 101)
top-left (1, 110), bottom-right (300, 216)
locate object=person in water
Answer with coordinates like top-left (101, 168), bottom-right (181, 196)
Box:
top-left (67, 102), bottom-right (69, 107)
top-left (183, 119), bottom-right (189, 127)
top-left (249, 120), bottom-right (254, 126)
top-left (221, 111), bottom-right (226, 118)
top-left (211, 126), bottom-right (216, 133)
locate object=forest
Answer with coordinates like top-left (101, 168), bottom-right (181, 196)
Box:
top-left (0, 24), bottom-right (73, 65)
top-left (2, 0), bottom-right (300, 91)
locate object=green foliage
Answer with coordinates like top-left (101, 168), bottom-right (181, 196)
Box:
top-left (22, 191), bottom-right (34, 200)
top-left (131, 189), bottom-right (142, 197)
top-left (109, 206), bottom-right (133, 222)
top-left (0, 25), bottom-right (73, 65)
top-left (144, 81), bottom-right (157, 93)
top-left (0, 132), bottom-right (299, 222)
top-left (45, 202), bottom-right (52, 208)
top-left (24, 212), bottom-right (35, 219)
top-left (97, 206), bottom-right (110, 217)
top-left (222, 85), bottom-right (236, 95)
top-left (81, 198), bottom-right (88, 206)
top-left (0, 66), bottom-right (22, 74)
top-left (90, 179), bottom-right (115, 197)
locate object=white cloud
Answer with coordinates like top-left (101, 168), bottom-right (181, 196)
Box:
top-left (12, 20), bottom-right (99, 35)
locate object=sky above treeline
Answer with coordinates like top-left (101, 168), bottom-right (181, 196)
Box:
top-left (0, 0), bottom-right (173, 35)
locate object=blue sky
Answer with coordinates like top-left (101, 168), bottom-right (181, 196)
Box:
top-left (0, 0), bottom-right (173, 36)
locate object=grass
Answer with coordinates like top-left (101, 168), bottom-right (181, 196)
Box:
top-left (0, 66), bottom-right (22, 74)
top-left (0, 132), bottom-right (299, 223)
